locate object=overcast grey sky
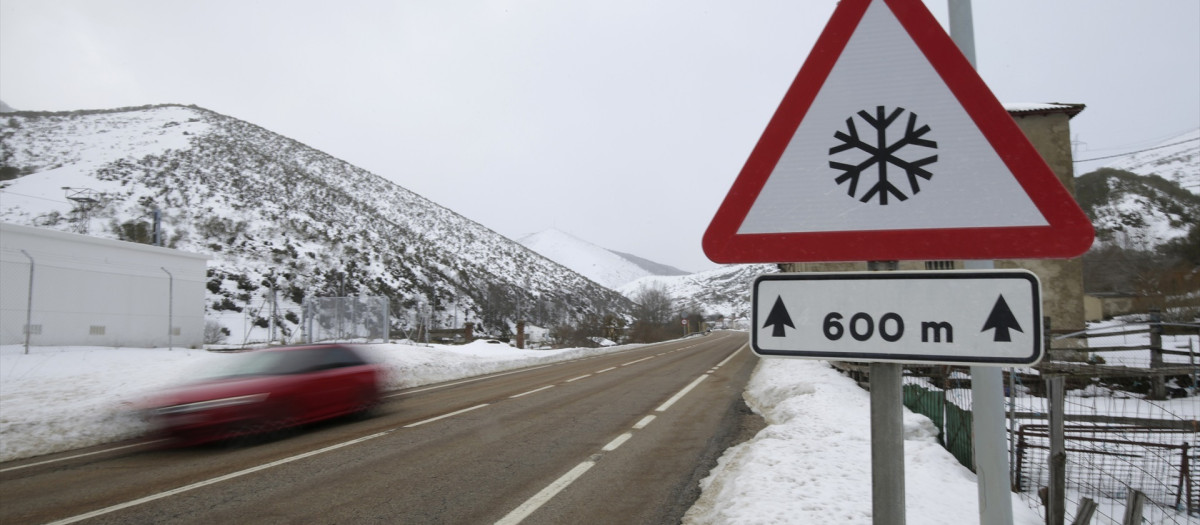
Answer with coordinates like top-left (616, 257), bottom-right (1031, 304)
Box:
top-left (2, 0), bottom-right (1197, 272)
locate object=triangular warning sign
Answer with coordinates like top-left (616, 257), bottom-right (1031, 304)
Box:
top-left (703, 0), bottom-right (1094, 264)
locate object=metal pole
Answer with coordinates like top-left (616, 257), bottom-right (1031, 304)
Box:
top-left (867, 260), bottom-right (905, 525)
top-left (1007, 369), bottom-right (1017, 488)
top-left (965, 258), bottom-right (1013, 525)
top-left (152, 207), bottom-right (162, 246)
top-left (971, 364), bottom-right (1014, 524)
top-left (21, 250), bottom-right (34, 355)
top-left (269, 278), bottom-right (277, 344)
top-left (948, 0), bottom-right (976, 66)
top-left (871, 361), bottom-right (906, 525)
top-left (384, 298), bottom-right (391, 343)
top-left (161, 267), bottom-right (173, 350)
top-left (951, 1), bottom-right (1013, 522)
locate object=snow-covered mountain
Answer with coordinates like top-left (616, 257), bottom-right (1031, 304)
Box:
top-left (517, 228), bottom-right (687, 289)
top-left (0, 104), bottom-right (633, 339)
top-left (515, 228), bottom-right (771, 324)
top-left (1102, 129), bottom-right (1199, 195)
top-left (619, 263), bottom-right (778, 323)
top-left (1076, 128), bottom-right (1200, 249)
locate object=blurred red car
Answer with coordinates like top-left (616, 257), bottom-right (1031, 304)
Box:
top-left (145, 344), bottom-right (382, 445)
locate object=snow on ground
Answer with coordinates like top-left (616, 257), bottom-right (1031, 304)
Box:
top-left (683, 357), bottom-right (1043, 525)
top-left (6, 333), bottom-right (1170, 524)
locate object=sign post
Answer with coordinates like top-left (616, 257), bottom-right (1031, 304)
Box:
top-left (867, 261), bottom-right (904, 525)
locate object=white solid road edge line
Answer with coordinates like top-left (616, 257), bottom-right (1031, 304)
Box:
top-left (655, 374), bottom-right (708, 413)
top-left (713, 344), bottom-right (746, 369)
top-left (621, 356), bottom-right (655, 366)
top-left (494, 461), bottom-right (596, 525)
top-left (45, 430), bottom-right (393, 525)
top-left (0, 439), bottom-right (166, 474)
top-left (510, 385), bottom-right (555, 399)
top-left (404, 403), bottom-right (490, 428)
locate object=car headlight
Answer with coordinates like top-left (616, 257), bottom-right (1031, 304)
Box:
top-left (155, 393), bottom-right (269, 415)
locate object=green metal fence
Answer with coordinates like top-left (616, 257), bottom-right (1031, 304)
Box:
top-left (903, 383), bottom-right (944, 439)
top-left (902, 382), bottom-right (974, 471)
top-left (944, 401), bottom-right (974, 472)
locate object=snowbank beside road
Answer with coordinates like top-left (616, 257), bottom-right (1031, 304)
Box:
top-left (684, 358), bottom-right (1043, 524)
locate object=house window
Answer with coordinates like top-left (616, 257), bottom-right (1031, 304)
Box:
top-left (89, 325), bottom-right (106, 335)
top-left (924, 261), bottom-right (956, 271)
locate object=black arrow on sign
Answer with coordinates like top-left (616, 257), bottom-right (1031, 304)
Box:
top-left (981, 294), bottom-right (1023, 342)
top-left (763, 295), bottom-right (795, 337)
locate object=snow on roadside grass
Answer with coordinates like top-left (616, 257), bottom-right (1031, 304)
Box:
top-left (683, 358), bottom-right (1044, 525)
top-left (0, 341), bottom-right (637, 462)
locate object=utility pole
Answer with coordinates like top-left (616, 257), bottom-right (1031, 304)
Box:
top-left (21, 250), bottom-right (34, 355)
top-left (153, 207), bottom-right (163, 246)
top-left (269, 275), bottom-right (277, 344)
top-left (161, 267), bottom-right (174, 350)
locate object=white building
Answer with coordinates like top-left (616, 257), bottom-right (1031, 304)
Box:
top-left (0, 223), bottom-right (209, 348)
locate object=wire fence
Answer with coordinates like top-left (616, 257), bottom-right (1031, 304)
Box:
top-left (206, 296), bottom-right (391, 347)
top-left (891, 319), bottom-right (1199, 525)
top-left (303, 296), bottom-right (389, 344)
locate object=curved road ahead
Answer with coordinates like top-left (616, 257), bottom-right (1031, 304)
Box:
top-left (1, 331), bottom-right (760, 524)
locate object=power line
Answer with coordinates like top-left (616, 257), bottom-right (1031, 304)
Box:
top-left (0, 189), bottom-right (70, 205)
top-left (1074, 137), bottom-right (1199, 163)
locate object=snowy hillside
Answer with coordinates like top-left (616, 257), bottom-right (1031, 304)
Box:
top-left (1076, 170), bottom-right (1200, 249)
top-left (0, 105), bottom-right (632, 340)
top-left (620, 263), bottom-right (778, 323)
top-left (517, 228), bottom-right (686, 289)
top-left (517, 228), bottom-right (771, 324)
top-left (1075, 129), bottom-right (1200, 250)
top-left (1102, 128), bottom-right (1199, 195)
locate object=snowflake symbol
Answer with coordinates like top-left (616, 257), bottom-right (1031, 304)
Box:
top-left (828, 106), bottom-right (938, 205)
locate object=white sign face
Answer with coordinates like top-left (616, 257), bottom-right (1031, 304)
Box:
top-left (752, 270), bottom-right (1042, 366)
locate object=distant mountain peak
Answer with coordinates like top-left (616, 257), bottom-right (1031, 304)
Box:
top-left (517, 229), bottom-right (686, 290)
top-left (606, 250), bottom-right (688, 277)
top-left (619, 263), bottom-right (779, 323)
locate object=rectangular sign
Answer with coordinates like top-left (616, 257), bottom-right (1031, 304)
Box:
top-left (752, 270), bottom-right (1042, 366)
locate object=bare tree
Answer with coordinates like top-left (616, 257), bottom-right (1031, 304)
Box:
top-left (630, 283), bottom-right (675, 343)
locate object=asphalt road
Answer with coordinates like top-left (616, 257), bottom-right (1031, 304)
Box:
top-left (0, 331), bottom-right (761, 524)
